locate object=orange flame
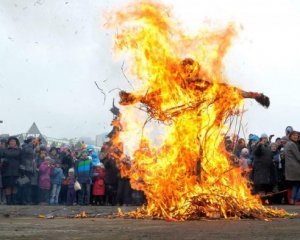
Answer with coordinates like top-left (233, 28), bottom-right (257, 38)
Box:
top-left (105, 0), bottom-right (288, 220)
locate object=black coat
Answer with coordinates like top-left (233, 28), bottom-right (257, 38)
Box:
top-left (1, 147), bottom-right (22, 177)
top-left (252, 143), bottom-right (275, 186)
top-left (21, 142), bottom-right (35, 172)
top-left (103, 157), bottom-right (119, 185)
top-left (61, 153), bottom-right (73, 175)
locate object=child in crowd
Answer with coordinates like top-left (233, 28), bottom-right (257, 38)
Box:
top-left (75, 150), bottom-right (93, 205)
top-left (38, 156), bottom-right (52, 205)
top-left (92, 162), bottom-right (105, 205)
top-left (50, 161), bottom-right (64, 205)
top-left (67, 168), bottom-right (76, 205)
top-left (239, 148), bottom-right (251, 178)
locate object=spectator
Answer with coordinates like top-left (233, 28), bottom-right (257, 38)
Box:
top-left (49, 147), bottom-right (59, 163)
top-left (91, 152), bottom-right (100, 167)
top-left (20, 136), bottom-right (35, 204)
top-left (66, 168), bottom-right (76, 206)
top-left (60, 148), bottom-right (73, 204)
top-left (60, 148), bottom-right (73, 175)
top-left (1, 137), bottom-right (22, 205)
top-left (285, 126), bottom-right (293, 137)
top-left (252, 133), bottom-right (275, 196)
top-left (15, 165), bottom-right (31, 204)
top-left (234, 138), bottom-right (246, 158)
top-left (239, 148), bottom-right (251, 177)
top-left (116, 157), bottom-right (132, 206)
top-left (36, 145), bottom-right (47, 167)
top-left (30, 156), bottom-right (39, 205)
top-left (0, 138), bottom-right (7, 204)
top-left (103, 152), bottom-right (119, 206)
top-left (284, 131), bottom-right (300, 204)
top-left (38, 156), bottom-right (52, 205)
top-left (92, 162), bottom-right (105, 205)
top-left (75, 150), bottom-right (93, 205)
top-left (50, 161), bottom-right (64, 205)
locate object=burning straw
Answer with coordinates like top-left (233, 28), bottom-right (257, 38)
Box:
top-left (104, 0), bottom-right (293, 221)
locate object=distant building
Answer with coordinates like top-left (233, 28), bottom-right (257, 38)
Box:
top-left (96, 133), bottom-right (108, 147)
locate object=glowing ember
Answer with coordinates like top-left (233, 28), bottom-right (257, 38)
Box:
top-left (105, 0), bottom-right (290, 220)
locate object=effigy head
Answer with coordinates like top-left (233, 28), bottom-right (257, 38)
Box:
top-left (180, 58), bottom-right (201, 81)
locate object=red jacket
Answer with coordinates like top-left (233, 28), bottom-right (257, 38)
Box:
top-left (92, 168), bottom-right (105, 196)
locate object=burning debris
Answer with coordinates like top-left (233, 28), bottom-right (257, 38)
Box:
top-left (105, 0), bottom-right (291, 220)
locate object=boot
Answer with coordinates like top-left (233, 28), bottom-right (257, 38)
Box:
top-left (6, 195), bottom-right (12, 205)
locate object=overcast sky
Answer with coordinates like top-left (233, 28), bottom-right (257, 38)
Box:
top-left (0, 0), bottom-right (299, 140)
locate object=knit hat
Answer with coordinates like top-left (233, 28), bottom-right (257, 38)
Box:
top-left (7, 136), bottom-right (20, 146)
top-left (260, 133), bottom-right (268, 139)
top-left (241, 148), bottom-right (249, 156)
top-left (68, 168), bottom-right (74, 173)
top-left (281, 136), bottom-right (289, 142)
top-left (80, 149), bottom-right (88, 156)
top-left (95, 162), bottom-right (105, 168)
top-left (286, 126), bottom-right (293, 134)
top-left (250, 135), bottom-right (259, 141)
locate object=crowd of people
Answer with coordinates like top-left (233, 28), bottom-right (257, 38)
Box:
top-left (0, 125), bottom-right (299, 206)
top-left (0, 137), bottom-right (145, 206)
top-left (226, 126), bottom-right (300, 204)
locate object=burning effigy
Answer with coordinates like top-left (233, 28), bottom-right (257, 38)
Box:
top-left (104, 0), bottom-right (290, 220)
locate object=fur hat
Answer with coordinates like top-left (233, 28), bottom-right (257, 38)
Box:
top-left (7, 136), bottom-right (20, 147)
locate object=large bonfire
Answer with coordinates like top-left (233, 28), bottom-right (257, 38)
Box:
top-left (105, 0), bottom-right (289, 221)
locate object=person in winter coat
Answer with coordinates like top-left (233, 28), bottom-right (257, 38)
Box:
top-left (0, 138), bottom-right (7, 204)
top-left (1, 137), bottom-right (22, 205)
top-left (284, 131), bottom-right (300, 204)
top-left (36, 146), bottom-right (47, 168)
top-left (20, 136), bottom-right (36, 204)
top-left (49, 147), bottom-right (59, 163)
top-left (239, 148), bottom-right (251, 178)
top-left (91, 152), bottom-right (100, 167)
top-left (60, 148), bottom-right (73, 204)
top-left (252, 133), bottom-right (275, 195)
top-left (234, 138), bottom-right (246, 158)
top-left (75, 150), bottom-right (93, 205)
top-left (66, 168), bottom-right (76, 205)
top-left (30, 157), bottom-right (39, 205)
top-left (38, 156), bottom-right (52, 205)
top-left (50, 161), bottom-right (64, 205)
top-left (103, 153), bottom-right (119, 206)
top-left (92, 163), bottom-right (105, 205)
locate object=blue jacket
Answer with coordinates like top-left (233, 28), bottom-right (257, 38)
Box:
top-left (51, 167), bottom-right (64, 185)
top-left (75, 158), bottom-right (93, 184)
top-left (91, 152), bottom-right (100, 167)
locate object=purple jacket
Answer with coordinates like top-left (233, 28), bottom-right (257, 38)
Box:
top-left (38, 162), bottom-right (51, 190)
top-left (67, 175), bottom-right (75, 189)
